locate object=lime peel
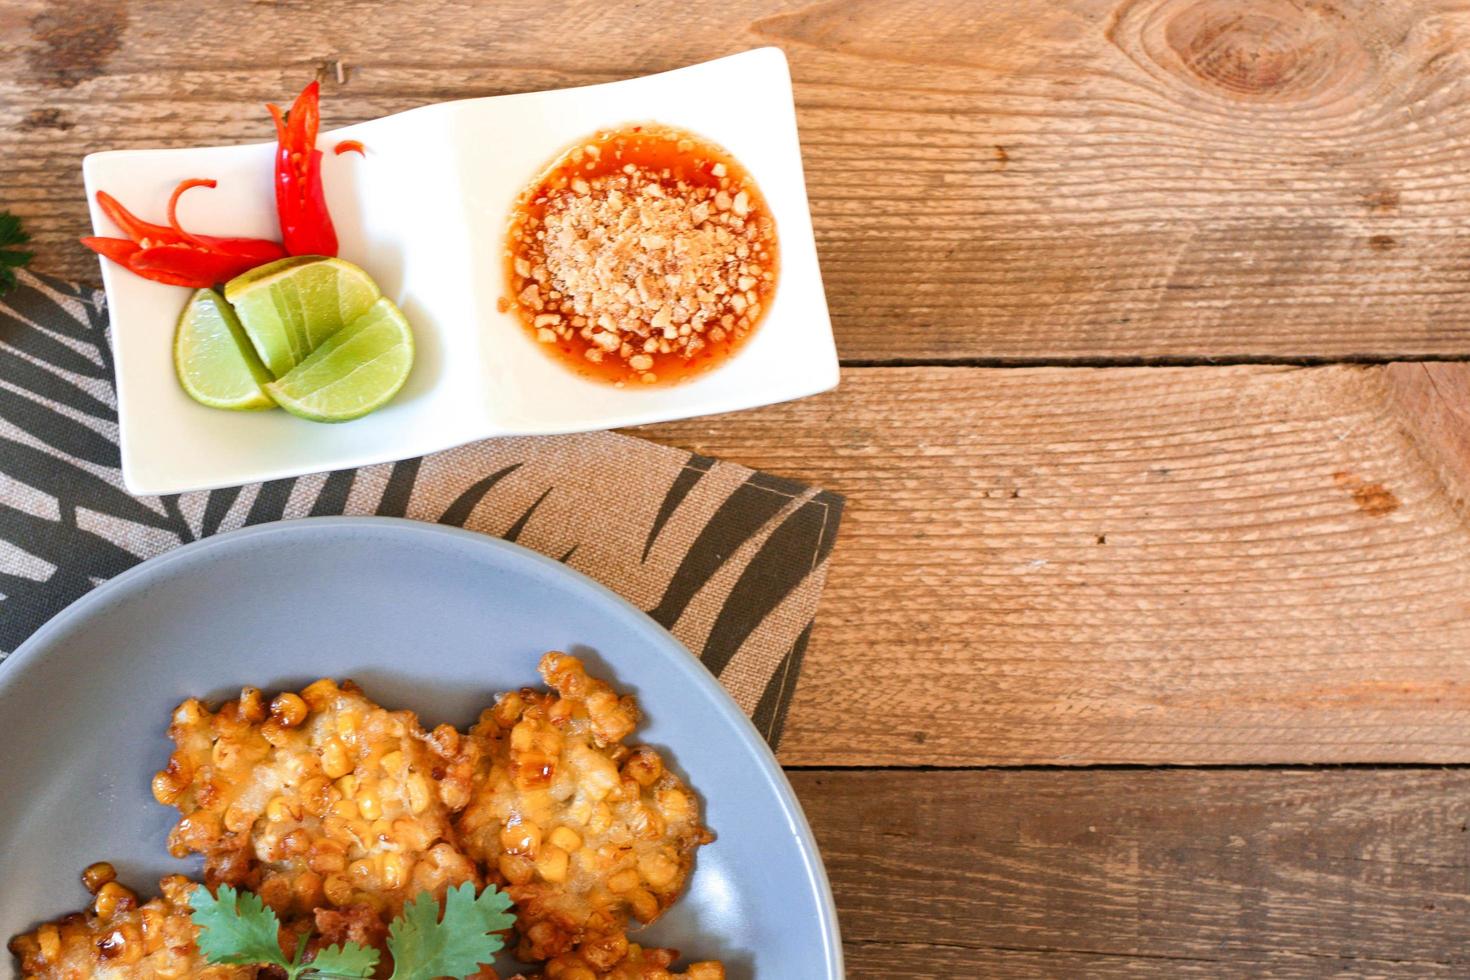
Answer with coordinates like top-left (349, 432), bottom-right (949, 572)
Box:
top-left (263, 296), bottom-right (414, 423)
top-left (174, 288), bottom-right (276, 411)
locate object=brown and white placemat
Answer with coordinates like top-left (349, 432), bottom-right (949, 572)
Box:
top-left (0, 269), bottom-right (843, 746)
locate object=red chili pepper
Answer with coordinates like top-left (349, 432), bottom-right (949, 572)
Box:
top-left (268, 81), bottom-right (338, 257)
top-left (79, 236), bottom-right (140, 266)
top-left (81, 181), bottom-right (286, 288)
top-left (334, 139), bottom-right (366, 157)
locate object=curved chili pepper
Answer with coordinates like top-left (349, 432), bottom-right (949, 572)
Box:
top-left (95, 191), bottom-right (175, 245)
top-left (131, 244), bottom-right (266, 285)
top-left (268, 81), bottom-right (338, 256)
top-left (79, 236), bottom-right (140, 266)
top-left (164, 181), bottom-right (286, 263)
top-left (334, 139), bottom-right (366, 157)
top-left (81, 181), bottom-right (286, 288)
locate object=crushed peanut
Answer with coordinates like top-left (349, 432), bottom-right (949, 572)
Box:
top-left (504, 124), bottom-right (778, 386)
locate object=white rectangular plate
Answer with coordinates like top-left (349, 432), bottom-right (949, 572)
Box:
top-left (83, 48), bottom-right (838, 494)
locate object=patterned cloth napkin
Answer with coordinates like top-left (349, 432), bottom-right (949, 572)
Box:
top-left (0, 270), bottom-right (842, 746)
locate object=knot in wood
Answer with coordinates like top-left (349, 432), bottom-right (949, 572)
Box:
top-left (1159, 0), bottom-right (1360, 101)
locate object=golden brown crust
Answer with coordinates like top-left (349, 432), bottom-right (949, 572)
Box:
top-left (456, 653), bottom-right (714, 963)
top-left (527, 940), bottom-right (725, 980)
top-left (151, 680), bottom-right (479, 925)
top-left (7, 871), bottom-right (256, 979)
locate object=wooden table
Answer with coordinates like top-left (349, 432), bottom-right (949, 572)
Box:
top-left (7, 1), bottom-right (1470, 974)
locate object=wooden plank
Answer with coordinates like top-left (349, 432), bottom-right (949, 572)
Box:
top-left (642, 364), bottom-right (1470, 765)
top-left (7, 0), bottom-right (1470, 359)
top-left (789, 767), bottom-right (1470, 978)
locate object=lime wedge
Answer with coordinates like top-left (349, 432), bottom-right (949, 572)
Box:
top-left (173, 288), bottom-right (276, 411)
top-left (264, 296), bottom-right (414, 422)
top-left (224, 256), bottom-right (381, 377)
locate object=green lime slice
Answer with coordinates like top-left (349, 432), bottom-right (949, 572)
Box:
top-left (264, 296), bottom-right (414, 423)
top-left (173, 288), bottom-right (276, 411)
top-left (224, 256), bottom-right (381, 377)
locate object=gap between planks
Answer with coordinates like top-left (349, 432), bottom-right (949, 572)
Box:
top-left (642, 363), bottom-right (1470, 767)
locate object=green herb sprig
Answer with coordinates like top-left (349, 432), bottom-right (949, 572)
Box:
top-left (191, 882), bottom-right (515, 980)
top-left (0, 211), bottom-right (33, 296)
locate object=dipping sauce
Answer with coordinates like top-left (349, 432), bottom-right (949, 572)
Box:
top-left (503, 123), bottom-right (779, 386)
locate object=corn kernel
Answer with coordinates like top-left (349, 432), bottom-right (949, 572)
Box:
top-left (322, 739), bottom-right (352, 779)
top-left (407, 773), bottom-right (432, 814)
top-left (626, 887), bottom-right (660, 922)
top-left (536, 845), bottom-right (570, 882)
top-left (293, 871), bottom-right (325, 906)
top-left (607, 868), bottom-right (640, 894)
top-left (393, 816), bottom-right (434, 851)
top-left (258, 876), bottom-right (293, 909)
top-left (261, 718), bottom-right (291, 747)
top-left (498, 852), bottom-right (535, 885)
top-left (270, 691), bottom-right (308, 727)
top-left (549, 826), bottom-right (583, 853)
top-left (573, 746), bottom-right (619, 801)
top-left (323, 874), bottom-right (354, 905)
top-left (211, 738), bottom-right (241, 769)
top-left (358, 792), bottom-right (382, 821)
top-left (380, 750), bottom-right (406, 775)
top-left (428, 723), bottom-right (460, 756)
top-left (94, 881), bottom-right (137, 920)
top-left (658, 788), bottom-right (691, 820)
top-left (82, 861), bottom-right (117, 894)
top-left (37, 923), bottom-right (61, 960)
top-left (382, 853), bottom-right (409, 889)
top-left (639, 848), bottom-right (680, 888)
top-left (223, 801), bottom-right (254, 834)
top-left (299, 773), bottom-right (330, 805)
top-left (307, 839), bottom-right (346, 873)
top-left (347, 857), bottom-right (376, 885)
top-left (301, 679), bottom-right (338, 710)
top-left (239, 687), bottom-right (267, 722)
top-left (501, 821), bottom-right (543, 855)
top-left (150, 770), bottom-right (181, 805)
top-left (623, 747), bottom-right (664, 787)
top-left (100, 922), bottom-right (143, 963)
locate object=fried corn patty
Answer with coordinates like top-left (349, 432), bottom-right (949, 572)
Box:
top-left (152, 679), bottom-right (479, 922)
top-left (456, 653), bottom-right (713, 962)
top-left (528, 939), bottom-right (725, 980)
top-left (8, 867), bottom-right (254, 979)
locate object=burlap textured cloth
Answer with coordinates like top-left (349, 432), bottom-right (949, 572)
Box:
top-left (0, 270), bottom-right (842, 746)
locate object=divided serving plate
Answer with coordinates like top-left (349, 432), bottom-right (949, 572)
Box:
top-left (83, 49), bottom-right (837, 495)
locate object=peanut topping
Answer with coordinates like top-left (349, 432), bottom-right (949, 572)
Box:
top-left (504, 124), bottom-right (778, 386)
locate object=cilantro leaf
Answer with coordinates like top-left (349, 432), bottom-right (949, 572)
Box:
top-left (306, 942), bottom-right (380, 978)
top-left (190, 884), bottom-right (291, 969)
top-left (0, 211), bottom-right (33, 297)
top-left (192, 882), bottom-right (513, 980)
top-left (386, 883), bottom-right (514, 980)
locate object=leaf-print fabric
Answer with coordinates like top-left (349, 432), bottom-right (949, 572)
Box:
top-left (0, 271), bottom-right (843, 746)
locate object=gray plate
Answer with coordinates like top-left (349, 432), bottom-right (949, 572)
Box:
top-left (0, 517), bottom-right (841, 979)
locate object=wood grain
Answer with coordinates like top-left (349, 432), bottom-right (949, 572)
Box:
top-left (792, 768), bottom-right (1470, 978)
top-left (642, 364), bottom-right (1470, 765)
top-left (7, 0), bottom-right (1470, 359)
